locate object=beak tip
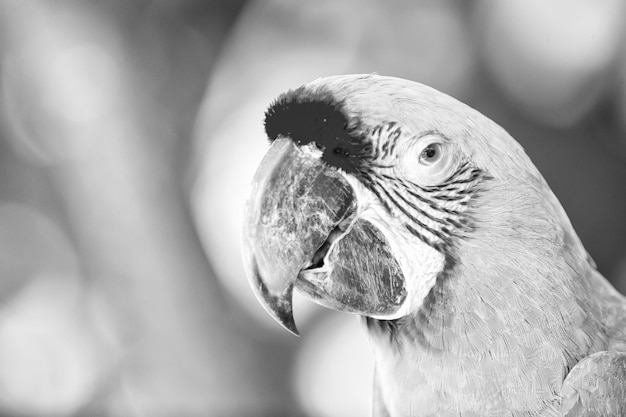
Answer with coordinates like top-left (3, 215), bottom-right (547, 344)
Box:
top-left (248, 256), bottom-right (300, 336)
top-left (277, 315), bottom-right (300, 337)
top-left (260, 283), bottom-right (300, 337)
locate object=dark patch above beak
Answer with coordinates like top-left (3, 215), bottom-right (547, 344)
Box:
top-left (264, 85), bottom-right (369, 175)
top-left (242, 137), bottom-right (406, 335)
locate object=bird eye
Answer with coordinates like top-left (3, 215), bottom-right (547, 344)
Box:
top-left (398, 134), bottom-right (458, 186)
top-left (419, 143), bottom-right (442, 165)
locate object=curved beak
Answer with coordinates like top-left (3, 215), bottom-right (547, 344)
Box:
top-left (242, 137), bottom-right (407, 335)
top-left (242, 138), bottom-right (356, 335)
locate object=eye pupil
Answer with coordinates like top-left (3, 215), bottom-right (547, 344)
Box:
top-left (420, 144), bottom-right (441, 165)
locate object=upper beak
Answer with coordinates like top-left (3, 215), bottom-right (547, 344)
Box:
top-left (242, 137), bottom-right (407, 335)
top-left (242, 137), bottom-right (356, 335)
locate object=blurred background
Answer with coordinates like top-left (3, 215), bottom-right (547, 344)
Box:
top-left (0, 0), bottom-right (624, 416)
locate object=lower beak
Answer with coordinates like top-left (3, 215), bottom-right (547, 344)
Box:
top-left (242, 137), bottom-right (406, 335)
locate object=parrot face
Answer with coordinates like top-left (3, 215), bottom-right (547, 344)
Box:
top-left (242, 74), bottom-right (626, 415)
top-left (243, 74), bottom-right (530, 334)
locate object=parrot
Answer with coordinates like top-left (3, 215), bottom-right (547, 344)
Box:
top-left (241, 74), bottom-right (626, 416)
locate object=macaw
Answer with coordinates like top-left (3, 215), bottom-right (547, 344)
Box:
top-left (241, 74), bottom-right (626, 416)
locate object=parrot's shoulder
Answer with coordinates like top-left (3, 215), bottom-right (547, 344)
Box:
top-left (585, 269), bottom-right (626, 350)
top-left (560, 350), bottom-right (626, 416)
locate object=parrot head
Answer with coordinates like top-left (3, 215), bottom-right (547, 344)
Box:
top-left (242, 74), bottom-right (573, 336)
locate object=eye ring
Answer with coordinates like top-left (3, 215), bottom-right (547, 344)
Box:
top-left (419, 142), bottom-right (443, 165)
